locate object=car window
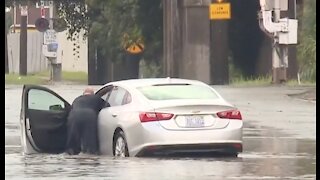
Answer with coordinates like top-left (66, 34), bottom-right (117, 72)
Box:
top-left (107, 86), bottom-right (130, 107)
top-left (137, 84), bottom-right (219, 100)
top-left (102, 91), bottom-right (112, 102)
top-left (96, 85), bottom-right (113, 101)
top-left (95, 85), bottom-right (114, 107)
top-left (28, 89), bottom-right (65, 111)
top-left (122, 92), bottom-right (132, 105)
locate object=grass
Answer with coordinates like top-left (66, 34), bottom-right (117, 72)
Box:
top-left (5, 71), bottom-right (88, 85)
top-left (61, 71), bottom-right (88, 83)
top-left (5, 73), bottom-right (48, 85)
top-left (230, 75), bottom-right (273, 86)
top-left (286, 79), bottom-right (316, 87)
top-left (6, 70), bottom-right (315, 87)
top-left (230, 75), bottom-right (316, 87)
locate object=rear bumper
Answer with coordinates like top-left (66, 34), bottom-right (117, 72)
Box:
top-left (136, 142), bottom-right (242, 157)
top-left (127, 121), bottom-right (243, 157)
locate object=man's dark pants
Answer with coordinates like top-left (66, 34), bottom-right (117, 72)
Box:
top-left (65, 108), bottom-right (99, 155)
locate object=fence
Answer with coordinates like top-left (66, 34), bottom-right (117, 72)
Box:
top-left (7, 30), bottom-right (88, 74)
top-left (7, 32), bottom-right (48, 74)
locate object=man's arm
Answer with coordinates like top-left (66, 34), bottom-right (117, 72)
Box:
top-left (96, 96), bottom-right (106, 112)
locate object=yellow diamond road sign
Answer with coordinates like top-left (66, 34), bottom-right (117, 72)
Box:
top-left (210, 3), bottom-right (231, 20)
top-left (126, 43), bottom-right (144, 54)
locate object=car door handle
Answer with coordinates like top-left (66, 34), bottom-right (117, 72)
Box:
top-left (112, 114), bottom-right (117, 117)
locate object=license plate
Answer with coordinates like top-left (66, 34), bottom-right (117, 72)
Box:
top-left (185, 116), bottom-right (205, 128)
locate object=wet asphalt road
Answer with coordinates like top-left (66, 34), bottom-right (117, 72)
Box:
top-left (5, 84), bottom-right (316, 179)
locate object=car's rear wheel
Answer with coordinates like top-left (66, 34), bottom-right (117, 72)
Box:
top-left (113, 131), bottom-right (129, 157)
top-left (225, 152), bottom-right (238, 158)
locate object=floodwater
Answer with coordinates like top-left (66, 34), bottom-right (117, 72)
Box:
top-left (5, 85), bottom-right (316, 179)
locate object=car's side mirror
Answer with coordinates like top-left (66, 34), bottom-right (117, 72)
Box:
top-left (49, 104), bottom-right (64, 111)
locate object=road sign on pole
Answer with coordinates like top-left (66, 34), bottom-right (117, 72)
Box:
top-left (43, 29), bottom-right (57, 44)
top-left (209, 3), bottom-right (231, 20)
top-left (20, 6), bottom-right (28, 16)
top-left (41, 8), bottom-right (45, 18)
top-left (35, 18), bottom-right (49, 32)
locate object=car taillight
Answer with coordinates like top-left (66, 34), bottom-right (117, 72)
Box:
top-left (217, 110), bottom-right (242, 120)
top-left (139, 112), bottom-right (174, 122)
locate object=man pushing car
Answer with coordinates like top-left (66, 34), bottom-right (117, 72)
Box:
top-left (65, 87), bottom-right (105, 155)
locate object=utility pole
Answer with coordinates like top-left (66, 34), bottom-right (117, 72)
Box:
top-left (210, 0), bottom-right (230, 85)
top-left (272, 0), bottom-right (288, 83)
top-left (19, 5), bottom-right (28, 76)
top-left (286, 0), bottom-right (298, 79)
top-left (49, 1), bottom-right (61, 81)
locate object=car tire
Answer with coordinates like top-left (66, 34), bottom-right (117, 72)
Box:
top-left (113, 131), bottom-right (129, 157)
top-left (225, 152), bottom-right (238, 158)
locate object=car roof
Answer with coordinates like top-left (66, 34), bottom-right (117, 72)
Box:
top-left (109, 78), bottom-right (207, 88)
top-left (97, 78), bottom-right (227, 104)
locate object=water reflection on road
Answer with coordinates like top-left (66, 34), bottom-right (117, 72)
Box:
top-left (5, 125), bottom-right (316, 179)
top-left (5, 85), bottom-right (316, 179)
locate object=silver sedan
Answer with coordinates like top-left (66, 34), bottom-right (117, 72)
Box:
top-left (20, 78), bottom-right (242, 157)
top-left (96, 78), bottom-right (243, 157)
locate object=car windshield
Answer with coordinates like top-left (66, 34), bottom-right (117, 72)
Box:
top-left (137, 84), bottom-right (219, 100)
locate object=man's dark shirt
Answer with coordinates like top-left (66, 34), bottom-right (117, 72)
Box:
top-left (71, 94), bottom-right (105, 113)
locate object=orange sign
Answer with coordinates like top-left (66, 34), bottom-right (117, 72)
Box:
top-left (126, 43), bottom-right (144, 54)
top-left (209, 3), bottom-right (231, 20)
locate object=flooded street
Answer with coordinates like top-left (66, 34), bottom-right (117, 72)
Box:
top-left (5, 85), bottom-right (316, 179)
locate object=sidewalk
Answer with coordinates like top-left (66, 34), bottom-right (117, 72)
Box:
top-left (288, 88), bottom-right (316, 102)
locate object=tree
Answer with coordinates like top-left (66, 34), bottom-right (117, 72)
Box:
top-left (85, 0), bottom-right (163, 80)
top-left (136, 0), bottom-right (163, 76)
top-left (5, 0), bottom-right (164, 80)
top-left (297, 0), bottom-right (316, 82)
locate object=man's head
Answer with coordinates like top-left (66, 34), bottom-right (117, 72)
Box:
top-left (83, 87), bottom-right (95, 95)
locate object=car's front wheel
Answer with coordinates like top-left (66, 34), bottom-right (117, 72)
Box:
top-left (113, 131), bottom-right (129, 157)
